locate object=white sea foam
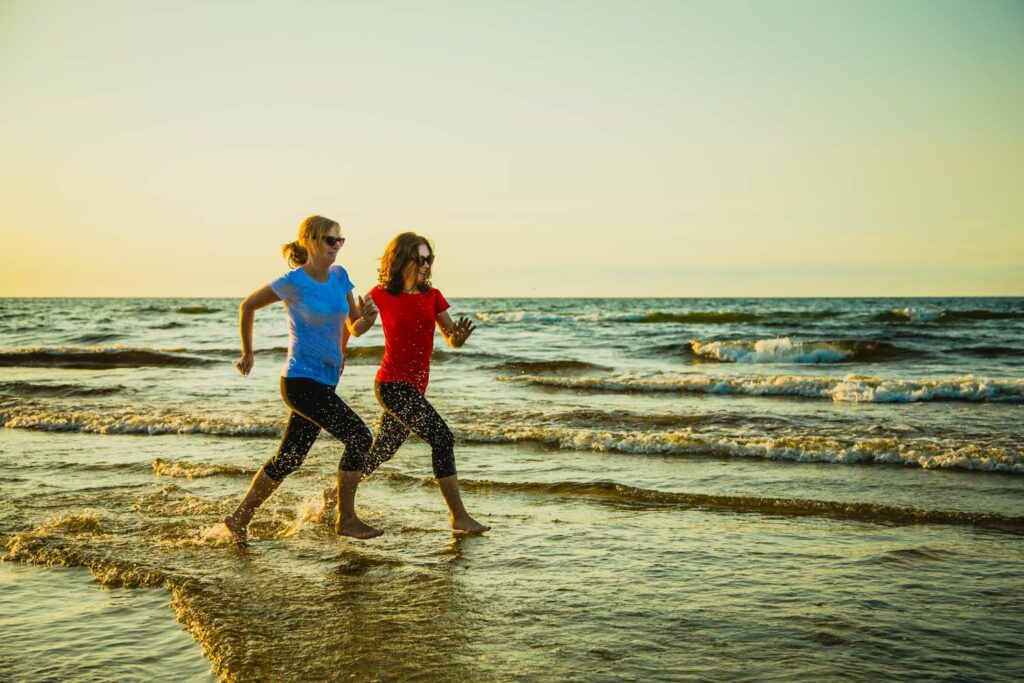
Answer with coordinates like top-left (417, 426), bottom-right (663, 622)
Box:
top-left (689, 338), bottom-right (853, 363)
top-left (501, 373), bottom-right (1024, 403)
top-left (1, 407), bottom-right (282, 436)
top-left (457, 425), bottom-right (1024, 473)
top-left (152, 458), bottom-right (250, 479)
top-left (888, 307), bottom-right (943, 323)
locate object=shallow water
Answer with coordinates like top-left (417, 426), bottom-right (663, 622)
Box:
top-left (0, 562), bottom-right (214, 681)
top-left (2, 297), bottom-right (1023, 680)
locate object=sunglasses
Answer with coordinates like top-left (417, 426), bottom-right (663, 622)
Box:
top-left (322, 235), bottom-right (346, 247)
top-left (413, 254), bottom-right (435, 267)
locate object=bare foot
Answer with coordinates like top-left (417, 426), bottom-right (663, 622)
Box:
top-left (223, 515), bottom-right (248, 546)
top-left (450, 514), bottom-right (490, 534)
top-left (335, 516), bottom-right (384, 540)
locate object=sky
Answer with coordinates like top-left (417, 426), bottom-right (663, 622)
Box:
top-left (1, 0), bottom-right (1022, 297)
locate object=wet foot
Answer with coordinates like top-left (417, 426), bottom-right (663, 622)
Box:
top-left (450, 514), bottom-right (490, 534)
top-left (335, 516), bottom-right (384, 540)
top-left (223, 515), bottom-right (249, 546)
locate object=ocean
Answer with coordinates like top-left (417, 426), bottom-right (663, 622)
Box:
top-left (1, 296), bottom-right (1022, 681)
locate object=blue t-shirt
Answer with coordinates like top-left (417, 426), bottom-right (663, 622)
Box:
top-left (269, 265), bottom-right (354, 386)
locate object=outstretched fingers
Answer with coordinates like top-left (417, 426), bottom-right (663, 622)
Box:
top-left (455, 317), bottom-right (476, 342)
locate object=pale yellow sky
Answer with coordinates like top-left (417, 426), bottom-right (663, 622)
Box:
top-left (1, 0), bottom-right (1022, 297)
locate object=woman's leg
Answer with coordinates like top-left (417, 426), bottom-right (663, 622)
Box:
top-left (362, 409), bottom-right (412, 476)
top-left (282, 378), bottom-right (373, 473)
top-left (224, 410), bottom-right (319, 545)
top-left (282, 378), bottom-right (381, 539)
top-left (325, 391), bottom-right (410, 529)
top-left (374, 382), bottom-right (490, 533)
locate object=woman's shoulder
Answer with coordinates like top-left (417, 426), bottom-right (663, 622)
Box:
top-left (329, 264), bottom-right (355, 288)
top-left (272, 268), bottom-right (301, 287)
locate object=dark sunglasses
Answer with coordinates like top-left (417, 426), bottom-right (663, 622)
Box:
top-left (413, 254), bottom-right (435, 267)
top-left (322, 235), bottom-right (346, 247)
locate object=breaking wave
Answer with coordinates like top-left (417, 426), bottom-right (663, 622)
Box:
top-left (3, 515), bottom-right (172, 589)
top-left (501, 373), bottom-right (1024, 403)
top-left (1, 405), bottom-right (282, 437)
top-left (0, 346), bottom-right (217, 369)
top-left (454, 425), bottom-right (1024, 474)
top-left (152, 458), bottom-right (251, 479)
top-left (684, 338), bottom-right (919, 364)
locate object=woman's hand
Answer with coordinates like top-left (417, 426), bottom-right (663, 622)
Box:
top-left (347, 294), bottom-right (378, 337)
top-left (360, 295), bottom-right (379, 323)
top-left (450, 316), bottom-right (476, 346)
top-left (235, 351), bottom-right (254, 376)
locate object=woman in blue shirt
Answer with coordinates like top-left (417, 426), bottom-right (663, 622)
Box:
top-left (223, 215), bottom-right (382, 545)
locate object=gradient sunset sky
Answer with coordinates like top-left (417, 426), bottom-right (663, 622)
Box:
top-left (1, 0), bottom-right (1022, 297)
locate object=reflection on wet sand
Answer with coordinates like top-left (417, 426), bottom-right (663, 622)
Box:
top-left (4, 474), bottom-right (489, 682)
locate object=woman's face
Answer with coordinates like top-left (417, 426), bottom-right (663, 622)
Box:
top-left (308, 224), bottom-right (344, 265)
top-left (402, 243), bottom-right (432, 288)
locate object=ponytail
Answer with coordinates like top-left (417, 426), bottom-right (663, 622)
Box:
top-left (283, 215), bottom-right (340, 268)
top-left (282, 240), bottom-right (309, 268)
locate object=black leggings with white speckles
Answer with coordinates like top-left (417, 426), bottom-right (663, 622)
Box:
top-left (362, 381), bottom-right (457, 479)
top-left (263, 377), bottom-right (372, 482)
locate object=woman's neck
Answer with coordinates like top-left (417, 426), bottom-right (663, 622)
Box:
top-left (302, 260), bottom-right (331, 282)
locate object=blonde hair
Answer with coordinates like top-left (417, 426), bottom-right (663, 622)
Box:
top-left (282, 215), bottom-right (340, 268)
top-left (378, 232), bottom-right (433, 294)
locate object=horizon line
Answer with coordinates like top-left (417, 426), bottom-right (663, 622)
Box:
top-left (2, 294), bottom-right (1023, 300)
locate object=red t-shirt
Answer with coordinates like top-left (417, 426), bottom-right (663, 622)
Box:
top-left (368, 285), bottom-right (450, 394)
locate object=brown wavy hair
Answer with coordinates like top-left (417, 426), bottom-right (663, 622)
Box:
top-left (281, 215), bottom-right (340, 268)
top-left (378, 232), bottom-right (433, 295)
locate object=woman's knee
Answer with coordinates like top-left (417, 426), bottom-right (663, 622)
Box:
top-left (263, 451), bottom-right (304, 481)
top-left (431, 423), bottom-right (455, 452)
top-left (350, 422), bottom-right (373, 453)
top-left (362, 435), bottom-right (399, 474)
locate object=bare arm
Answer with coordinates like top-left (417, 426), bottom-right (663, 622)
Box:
top-left (235, 285), bottom-right (281, 375)
top-left (436, 311), bottom-right (476, 348)
top-left (345, 292), bottom-right (378, 337)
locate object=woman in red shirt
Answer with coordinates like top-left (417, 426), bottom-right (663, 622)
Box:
top-left (361, 232), bottom-right (490, 533)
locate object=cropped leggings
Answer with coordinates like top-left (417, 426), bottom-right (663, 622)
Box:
top-left (362, 381), bottom-right (457, 479)
top-left (263, 377), bottom-right (373, 482)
